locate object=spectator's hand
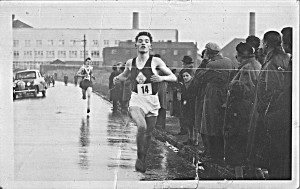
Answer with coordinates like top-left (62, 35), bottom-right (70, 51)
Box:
top-left (113, 76), bottom-right (120, 85)
top-left (150, 75), bottom-right (163, 83)
top-left (177, 92), bottom-right (181, 101)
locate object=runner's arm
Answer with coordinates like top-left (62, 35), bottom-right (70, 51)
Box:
top-left (76, 66), bottom-right (85, 77)
top-left (150, 57), bottom-right (177, 82)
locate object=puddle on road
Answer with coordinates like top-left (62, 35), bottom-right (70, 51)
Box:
top-left (78, 117), bottom-right (90, 170)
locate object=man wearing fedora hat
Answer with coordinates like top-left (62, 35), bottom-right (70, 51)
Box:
top-left (176, 55), bottom-right (195, 135)
top-left (179, 56), bottom-right (195, 81)
top-left (182, 55), bottom-right (194, 65)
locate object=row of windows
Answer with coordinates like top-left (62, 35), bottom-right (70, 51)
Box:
top-left (13, 39), bottom-right (120, 47)
top-left (14, 61), bottom-right (45, 64)
top-left (14, 50), bottom-right (99, 58)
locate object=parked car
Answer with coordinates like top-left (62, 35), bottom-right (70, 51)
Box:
top-left (13, 70), bottom-right (47, 100)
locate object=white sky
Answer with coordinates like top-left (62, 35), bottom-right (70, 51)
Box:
top-left (4, 0), bottom-right (300, 49)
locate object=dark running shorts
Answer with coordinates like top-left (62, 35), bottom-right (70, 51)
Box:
top-left (80, 79), bottom-right (93, 90)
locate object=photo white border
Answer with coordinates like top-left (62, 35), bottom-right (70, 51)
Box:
top-left (0, 1), bottom-right (299, 188)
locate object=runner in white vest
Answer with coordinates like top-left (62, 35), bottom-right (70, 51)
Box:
top-left (76, 57), bottom-right (95, 115)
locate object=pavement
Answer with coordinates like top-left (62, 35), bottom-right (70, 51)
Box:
top-left (93, 90), bottom-right (237, 180)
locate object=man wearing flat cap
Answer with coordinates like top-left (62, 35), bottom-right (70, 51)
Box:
top-left (223, 42), bottom-right (261, 166)
top-left (205, 42), bottom-right (221, 54)
top-left (196, 42), bottom-right (236, 162)
top-left (176, 55), bottom-right (195, 135)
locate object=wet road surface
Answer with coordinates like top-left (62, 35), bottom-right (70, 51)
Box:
top-left (14, 82), bottom-right (197, 181)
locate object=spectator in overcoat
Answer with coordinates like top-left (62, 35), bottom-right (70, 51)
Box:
top-left (177, 55), bottom-right (194, 135)
top-left (109, 64), bottom-right (122, 112)
top-left (279, 26), bottom-right (293, 180)
top-left (119, 64), bottom-right (132, 113)
top-left (247, 31), bottom-right (291, 179)
top-left (198, 42), bottom-right (235, 162)
top-left (194, 49), bottom-right (210, 146)
top-left (180, 69), bottom-right (197, 145)
top-left (223, 42), bottom-right (261, 166)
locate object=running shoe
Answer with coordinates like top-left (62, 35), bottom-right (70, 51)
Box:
top-left (135, 159), bottom-right (146, 173)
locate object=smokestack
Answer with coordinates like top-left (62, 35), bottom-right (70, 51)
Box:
top-left (132, 12), bottom-right (139, 29)
top-left (249, 12), bottom-right (255, 36)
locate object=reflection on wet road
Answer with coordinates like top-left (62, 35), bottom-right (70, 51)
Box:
top-left (78, 118), bottom-right (90, 169)
top-left (14, 82), bottom-right (197, 181)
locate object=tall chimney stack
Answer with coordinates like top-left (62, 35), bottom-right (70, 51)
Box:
top-left (249, 12), bottom-right (255, 36)
top-left (132, 12), bottom-right (139, 29)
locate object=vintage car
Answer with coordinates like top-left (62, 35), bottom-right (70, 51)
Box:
top-left (13, 70), bottom-right (47, 100)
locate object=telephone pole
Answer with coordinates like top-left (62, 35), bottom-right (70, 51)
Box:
top-left (83, 34), bottom-right (86, 62)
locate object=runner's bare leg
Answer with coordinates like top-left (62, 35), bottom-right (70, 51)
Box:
top-left (82, 89), bottom-right (86, 99)
top-left (144, 116), bottom-right (156, 158)
top-left (129, 107), bottom-right (157, 172)
top-left (86, 87), bottom-right (92, 111)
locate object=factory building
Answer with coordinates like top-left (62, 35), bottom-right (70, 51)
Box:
top-left (12, 12), bottom-right (178, 70)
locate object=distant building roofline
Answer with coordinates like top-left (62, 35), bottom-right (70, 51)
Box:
top-left (13, 20), bottom-right (33, 28)
top-left (221, 38), bottom-right (245, 50)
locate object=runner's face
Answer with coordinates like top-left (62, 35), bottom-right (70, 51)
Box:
top-left (85, 59), bottom-right (91, 66)
top-left (136, 35), bottom-right (151, 54)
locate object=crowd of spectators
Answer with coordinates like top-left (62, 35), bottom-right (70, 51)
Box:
top-left (108, 27), bottom-right (292, 180)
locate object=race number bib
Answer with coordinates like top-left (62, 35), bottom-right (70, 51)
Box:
top-left (137, 83), bottom-right (152, 95)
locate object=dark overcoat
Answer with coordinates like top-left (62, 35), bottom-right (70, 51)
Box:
top-left (199, 55), bottom-right (234, 136)
top-left (109, 70), bottom-right (122, 101)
